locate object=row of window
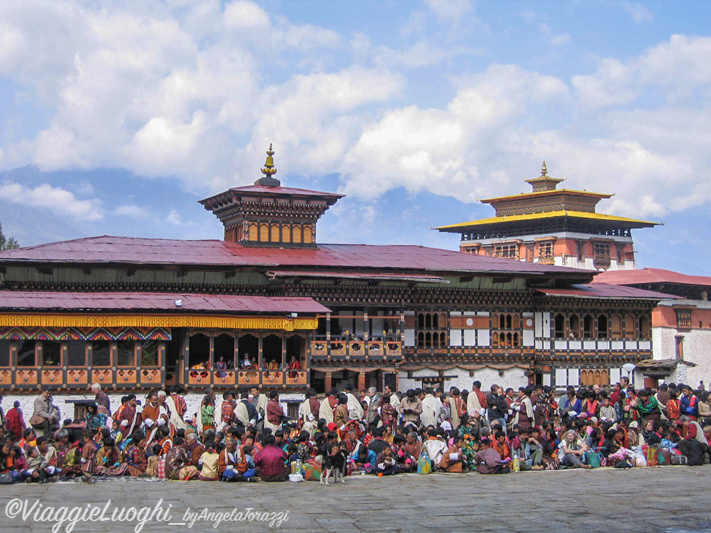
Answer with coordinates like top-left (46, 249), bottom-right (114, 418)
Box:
top-left (0, 340), bottom-right (160, 368)
top-left (415, 312), bottom-right (650, 340)
top-left (553, 313), bottom-right (650, 339)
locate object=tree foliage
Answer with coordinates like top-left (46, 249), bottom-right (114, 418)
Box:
top-left (0, 223), bottom-right (20, 251)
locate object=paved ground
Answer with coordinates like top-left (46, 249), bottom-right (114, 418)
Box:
top-left (0, 466), bottom-right (709, 533)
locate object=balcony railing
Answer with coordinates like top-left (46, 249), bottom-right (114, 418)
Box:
top-left (187, 369), bottom-right (309, 389)
top-left (310, 337), bottom-right (403, 358)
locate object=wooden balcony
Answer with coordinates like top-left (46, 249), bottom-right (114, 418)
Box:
top-left (310, 338), bottom-right (403, 360)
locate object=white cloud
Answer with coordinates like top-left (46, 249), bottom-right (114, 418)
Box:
top-left (341, 65), bottom-right (569, 201)
top-left (621, 2), bottom-right (655, 24)
top-left (0, 182), bottom-right (103, 220)
top-left (550, 33), bottom-right (571, 46)
top-left (113, 205), bottom-right (151, 219)
top-left (573, 35), bottom-right (711, 109)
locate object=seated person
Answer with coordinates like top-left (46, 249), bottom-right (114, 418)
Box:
top-left (254, 434), bottom-right (287, 481)
top-left (439, 436), bottom-right (466, 472)
top-left (473, 438), bottom-right (509, 474)
top-left (558, 430), bottom-right (591, 469)
top-left (373, 445), bottom-right (399, 476)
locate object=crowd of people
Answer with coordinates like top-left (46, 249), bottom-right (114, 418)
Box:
top-left (0, 376), bottom-right (710, 484)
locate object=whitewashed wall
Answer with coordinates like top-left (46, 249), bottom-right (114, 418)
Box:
top-left (398, 367), bottom-right (527, 393)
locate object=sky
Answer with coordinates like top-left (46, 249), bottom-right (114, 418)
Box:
top-left (0, 0), bottom-right (710, 274)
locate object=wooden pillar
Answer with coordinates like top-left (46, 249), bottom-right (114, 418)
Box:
top-left (281, 336), bottom-right (286, 368)
top-left (325, 372), bottom-right (333, 392)
top-left (258, 334), bottom-right (263, 370)
top-left (358, 371), bottom-right (366, 391)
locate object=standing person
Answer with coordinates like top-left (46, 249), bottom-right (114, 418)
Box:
top-left (467, 381), bottom-right (487, 418)
top-left (250, 387), bottom-right (269, 431)
top-left (365, 387), bottom-right (381, 430)
top-left (513, 387), bottom-right (534, 430)
top-left (298, 389), bottom-right (320, 434)
top-left (265, 391), bottom-right (284, 433)
top-left (680, 386), bottom-right (699, 420)
top-left (31, 389), bottom-right (60, 437)
top-left (143, 392), bottom-right (169, 444)
top-left (446, 387), bottom-right (466, 431)
top-left (319, 389), bottom-right (338, 424)
top-left (400, 389), bottom-right (423, 429)
top-left (116, 394), bottom-right (141, 438)
top-left (384, 385), bottom-right (400, 414)
top-left (487, 385), bottom-right (508, 433)
top-left (200, 395), bottom-right (216, 433)
top-left (5, 400), bottom-right (26, 441)
top-left (234, 390), bottom-right (258, 430)
top-left (421, 388), bottom-right (441, 429)
top-left (379, 394), bottom-right (398, 431)
top-left (91, 383), bottom-right (111, 416)
top-left (344, 384), bottom-right (364, 422)
top-left (334, 393), bottom-right (349, 428)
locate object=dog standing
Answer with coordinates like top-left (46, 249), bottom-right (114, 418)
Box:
top-left (320, 444), bottom-right (347, 485)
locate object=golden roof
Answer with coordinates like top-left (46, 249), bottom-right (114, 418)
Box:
top-left (436, 210), bottom-right (659, 231)
top-left (480, 188), bottom-right (611, 204)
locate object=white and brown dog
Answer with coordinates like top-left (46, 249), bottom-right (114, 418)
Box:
top-left (320, 444), bottom-right (347, 485)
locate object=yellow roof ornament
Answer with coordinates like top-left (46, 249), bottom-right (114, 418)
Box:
top-left (261, 143), bottom-right (277, 178)
top-left (255, 143), bottom-right (281, 187)
top-left (541, 161), bottom-right (548, 177)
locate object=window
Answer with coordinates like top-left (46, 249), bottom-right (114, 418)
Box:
top-left (676, 310), bottom-right (692, 331)
top-left (610, 314), bottom-right (622, 338)
top-left (92, 341), bottom-right (112, 367)
top-left (42, 341), bottom-right (62, 366)
top-left (141, 341), bottom-right (160, 367)
top-left (492, 313), bottom-right (521, 347)
top-left (593, 243), bottom-right (611, 268)
top-left (0, 340), bottom-right (10, 367)
top-left (538, 242), bottom-right (554, 263)
top-left (675, 335), bottom-right (684, 359)
top-left (66, 342), bottom-right (86, 367)
top-left (569, 315), bottom-right (581, 339)
top-left (577, 241), bottom-right (586, 262)
top-left (554, 314), bottom-right (565, 339)
top-left (416, 312), bottom-right (447, 348)
top-left (494, 244), bottom-right (518, 259)
top-left (583, 315), bottom-right (594, 338)
top-left (624, 314), bottom-right (636, 339)
top-left (17, 341), bottom-right (36, 367)
top-left (639, 315), bottom-right (651, 339)
top-left (214, 334), bottom-right (235, 368)
top-left (189, 334), bottom-right (210, 366)
top-left (117, 341), bottom-right (136, 366)
top-left (597, 315), bottom-right (608, 339)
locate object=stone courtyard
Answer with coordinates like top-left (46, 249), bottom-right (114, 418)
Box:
top-left (0, 467), bottom-right (709, 533)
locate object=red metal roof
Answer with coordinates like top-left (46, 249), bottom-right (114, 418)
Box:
top-left (267, 271), bottom-right (447, 283)
top-left (536, 283), bottom-right (680, 300)
top-left (0, 236), bottom-right (590, 278)
top-left (0, 291), bottom-right (330, 314)
top-left (592, 268), bottom-right (711, 287)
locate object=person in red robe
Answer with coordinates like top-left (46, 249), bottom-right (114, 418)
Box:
top-left (5, 401), bottom-right (26, 441)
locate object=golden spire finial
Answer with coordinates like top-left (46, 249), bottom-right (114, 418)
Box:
top-left (541, 161), bottom-right (548, 177)
top-left (260, 143), bottom-right (277, 178)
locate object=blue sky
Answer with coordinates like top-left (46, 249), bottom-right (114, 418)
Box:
top-left (1, 0), bottom-right (710, 274)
